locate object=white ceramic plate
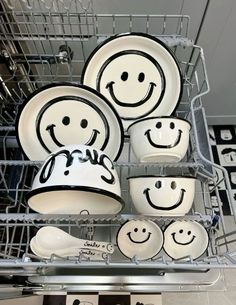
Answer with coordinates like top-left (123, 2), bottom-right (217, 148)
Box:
top-left (16, 83), bottom-right (124, 161)
top-left (82, 33), bottom-right (182, 130)
top-left (163, 220), bottom-right (209, 260)
top-left (116, 219), bottom-right (163, 260)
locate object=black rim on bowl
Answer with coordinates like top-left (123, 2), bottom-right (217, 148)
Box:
top-left (127, 116), bottom-right (192, 132)
top-left (127, 175), bottom-right (196, 180)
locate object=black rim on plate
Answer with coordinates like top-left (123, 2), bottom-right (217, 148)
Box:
top-left (81, 32), bottom-right (183, 121)
top-left (116, 219), bottom-right (164, 260)
top-left (16, 82), bottom-right (124, 161)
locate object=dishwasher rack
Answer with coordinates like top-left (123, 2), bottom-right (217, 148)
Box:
top-left (0, 0), bottom-right (236, 292)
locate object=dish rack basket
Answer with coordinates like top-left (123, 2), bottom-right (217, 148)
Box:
top-left (0, 0), bottom-right (236, 293)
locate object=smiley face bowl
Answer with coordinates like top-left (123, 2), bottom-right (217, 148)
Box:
top-left (26, 144), bottom-right (124, 214)
top-left (116, 220), bottom-right (163, 260)
top-left (127, 116), bottom-right (191, 163)
top-left (128, 176), bottom-right (196, 216)
top-left (163, 220), bottom-right (209, 260)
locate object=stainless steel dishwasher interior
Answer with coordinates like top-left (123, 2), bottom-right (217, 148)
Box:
top-left (0, 0), bottom-right (236, 293)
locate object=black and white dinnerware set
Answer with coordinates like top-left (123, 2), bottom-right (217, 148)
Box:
top-left (16, 32), bottom-right (208, 261)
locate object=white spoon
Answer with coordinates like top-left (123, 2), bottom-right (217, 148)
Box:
top-left (35, 226), bottom-right (114, 254)
top-left (30, 237), bottom-right (108, 260)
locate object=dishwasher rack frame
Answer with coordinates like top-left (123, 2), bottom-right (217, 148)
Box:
top-left (0, 1), bottom-right (236, 289)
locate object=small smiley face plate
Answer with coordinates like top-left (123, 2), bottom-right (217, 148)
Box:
top-left (82, 32), bottom-right (182, 129)
top-left (163, 220), bottom-right (209, 260)
top-left (16, 83), bottom-right (124, 161)
top-left (117, 219), bottom-right (163, 260)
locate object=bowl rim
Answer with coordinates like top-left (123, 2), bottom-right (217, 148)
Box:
top-left (127, 116), bottom-right (192, 131)
top-left (26, 185), bottom-right (125, 209)
top-left (127, 175), bottom-right (196, 180)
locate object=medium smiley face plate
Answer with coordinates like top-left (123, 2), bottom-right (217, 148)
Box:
top-left (117, 219), bottom-right (163, 260)
top-left (16, 83), bottom-right (124, 161)
top-left (163, 220), bottom-right (209, 260)
top-left (82, 33), bottom-right (183, 129)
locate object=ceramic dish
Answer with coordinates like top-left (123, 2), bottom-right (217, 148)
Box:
top-left (127, 116), bottom-right (191, 163)
top-left (116, 219), bottom-right (163, 260)
top-left (163, 220), bottom-right (209, 260)
top-left (16, 83), bottom-right (124, 161)
top-left (26, 144), bottom-right (124, 214)
top-left (128, 176), bottom-right (196, 216)
top-left (81, 32), bottom-right (183, 130)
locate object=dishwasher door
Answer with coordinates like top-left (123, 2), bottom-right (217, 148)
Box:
top-left (0, 0), bottom-right (236, 294)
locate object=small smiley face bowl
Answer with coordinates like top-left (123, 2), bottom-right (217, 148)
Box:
top-left (26, 144), bottom-right (124, 214)
top-left (127, 116), bottom-right (191, 163)
top-left (128, 176), bottom-right (196, 216)
top-left (116, 220), bottom-right (163, 261)
top-left (163, 220), bottom-right (209, 260)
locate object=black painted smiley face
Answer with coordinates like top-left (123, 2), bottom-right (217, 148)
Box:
top-left (36, 96), bottom-right (109, 154)
top-left (143, 179), bottom-right (186, 211)
top-left (144, 120), bottom-right (183, 149)
top-left (97, 51), bottom-right (165, 120)
top-left (163, 220), bottom-right (209, 260)
top-left (117, 220), bottom-right (163, 260)
top-left (127, 226), bottom-right (152, 244)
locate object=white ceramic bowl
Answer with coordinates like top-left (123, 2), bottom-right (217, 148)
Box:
top-left (163, 220), bottom-right (209, 260)
top-left (26, 144), bottom-right (124, 214)
top-left (127, 116), bottom-right (191, 163)
top-left (128, 176), bottom-right (196, 216)
top-left (116, 219), bottom-right (163, 260)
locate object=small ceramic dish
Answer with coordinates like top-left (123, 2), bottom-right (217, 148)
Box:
top-left (26, 144), bottom-right (124, 214)
top-left (128, 176), bottom-right (196, 216)
top-left (116, 219), bottom-right (163, 260)
top-left (127, 116), bottom-right (191, 163)
top-left (163, 220), bottom-right (209, 260)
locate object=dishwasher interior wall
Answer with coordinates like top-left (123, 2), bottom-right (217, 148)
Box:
top-left (0, 0), bottom-right (235, 293)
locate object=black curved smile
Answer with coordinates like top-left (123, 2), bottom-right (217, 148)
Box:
top-left (127, 232), bottom-right (152, 244)
top-left (106, 81), bottom-right (156, 107)
top-left (144, 129), bottom-right (182, 148)
top-left (46, 124), bottom-right (100, 147)
top-left (171, 233), bottom-right (196, 245)
top-left (143, 188), bottom-right (186, 210)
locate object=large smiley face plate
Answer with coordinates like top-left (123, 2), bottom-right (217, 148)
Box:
top-left (163, 220), bottom-right (209, 260)
top-left (82, 33), bottom-right (183, 130)
top-left (117, 219), bottom-right (163, 260)
top-left (16, 83), bottom-right (124, 161)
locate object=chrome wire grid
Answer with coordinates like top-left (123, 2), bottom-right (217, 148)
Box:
top-left (0, 3), bottom-right (235, 272)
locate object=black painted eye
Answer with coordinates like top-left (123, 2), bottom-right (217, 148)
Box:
top-left (62, 116), bottom-right (70, 126)
top-left (171, 181), bottom-right (177, 189)
top-left (170, 122), bottom-right (175, 129)
top-left (80, 119), bottom-right (88, 129)
top-left (187, 231), bottom-right (191, 235)
top-left (121, 71), bottom-right (128, 81)
top-left (156, 122), bottom-right (162, 129)
top-left (142, 228), bottom-right (146, 233)
top-left (138, 72), bottom-right (145, 82)
top-left (134, 228), bottom-right (138, 232)
top-left (179, 229), bottom-right (183, 234)
top-left (155, 180), bottom-right (162, 189)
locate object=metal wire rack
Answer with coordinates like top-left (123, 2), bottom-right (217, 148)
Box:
top-left (0, 1), bottom-right (235, 287)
